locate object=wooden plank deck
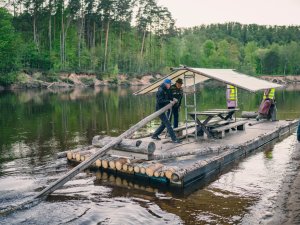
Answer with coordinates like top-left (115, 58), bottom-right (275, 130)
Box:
top-left (66, 119), bottom-right (299, 190)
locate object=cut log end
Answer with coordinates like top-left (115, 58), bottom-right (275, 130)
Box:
top-left (171, 173), bottom-right (180, 182)
top-left (95, 159), bottom-right (102, 168)
top-left (146, 163), bottom-right (163, 177)
top-left (140, 167), bottom-right (146, 174)
top-left (165, 168), bottom-right (176, 180)
top-left (134, 165), bottom-right (140, 173)
top-left (67, 152), bottom-right (73, 160)
top-left (122, 164), bottom-right (128, 171)
top-left (128, 165), bottom-right (134, 172)
top-left (102, 160), bottom-right (109, 169)
top-left (75, 153), bottom-right (81, 162)
top-left (109, 161), bottom-right (116, 169)
top-left (115, 158), bottom-right (128, 171)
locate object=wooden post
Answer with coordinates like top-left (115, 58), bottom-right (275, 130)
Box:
top-left (34, 100), bottom-right (177, 199)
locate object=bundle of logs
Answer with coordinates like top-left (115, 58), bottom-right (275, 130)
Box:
top-left (66, 148), bottom-right (178, 180)
top-left (60, 135), bottom-right (178, 181)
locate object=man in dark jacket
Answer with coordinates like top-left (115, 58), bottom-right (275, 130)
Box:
top-left (151, 79), bottom-right (181, 143)
top-left (297, 121), bottom-right (300, 142)
top-left (168, 78), bottom-right (183, 128)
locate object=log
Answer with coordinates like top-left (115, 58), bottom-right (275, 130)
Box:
top-left (58, 146), bottom-right (89, 159)
top-left (75, 153), bottom-right (81, 162)
top-left (153, 166), bottom-right (167, 177)
top-left (122, 163), bottom-right (129, 171)
top-left (66, 146), bottom-right (94, 160)
top-left (92, 136), bottom-right (156, 155)
top-left (123, 159), bottom-right (143, 172)
top-left (140, 165), bottom-right (147, 174)
top-left (153, 170), bottom-right (161, 177)
top-left (75, 150), bottom-right (95, 162)
top-left (108, 157), bottom-right (123, 169)
top-left (34, 100), bottom-right (177, 199)
top-left (102, 156), bottom-right (116, 169)
top-left (67, 151), bottom-right (73, 160)
top-left (56, 151), bottom-right (68, 159)
top-left (171, 161), bottom-right (208, 182)
top-left (154, 166), bottom-right (167, 178)
top-left (72, 152), bottom-right (77, 159)
top-left (165, 167), bottom-right (177, 180)
top-left (134, 164), bottom-right (140, 173)
top-left (80, 153), bottom-right (94, 162)
top-left (146, 163), bottom-right (164, 177)
top-left (128, 164), bottom-right (134, 172)
top-left (115, 158), bottom-right (129, 171)
top-left (95, 159), bottom-right (102, 168)
top-left (241, 111), bottom-right (258, 118)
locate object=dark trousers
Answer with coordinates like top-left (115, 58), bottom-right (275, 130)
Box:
top-left (167, 107), bottom-right (179, 128)
top-left (153, 112), bottom-right (177, 141)
top-left (225, 107), bottom-right (235, 120)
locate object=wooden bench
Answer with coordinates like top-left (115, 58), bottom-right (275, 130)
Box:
top-left (211, 120), bottom-right (247, 139)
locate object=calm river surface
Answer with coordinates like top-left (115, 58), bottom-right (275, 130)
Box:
top-left (0, 84), bottom-right (300, 225)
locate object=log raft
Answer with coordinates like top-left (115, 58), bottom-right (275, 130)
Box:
top-left (66, 119), bottom-right (298, 189)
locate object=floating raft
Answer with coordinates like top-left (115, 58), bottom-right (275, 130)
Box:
top-left (65, 119), bottom-right (298, 188)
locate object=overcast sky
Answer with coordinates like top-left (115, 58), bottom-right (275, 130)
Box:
top-left (157, 0), bottom-right (300, 27)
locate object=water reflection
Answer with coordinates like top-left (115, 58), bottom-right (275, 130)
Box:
top-left (0, 84), bottom-right (299, 224)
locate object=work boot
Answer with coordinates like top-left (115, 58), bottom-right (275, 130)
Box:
top-left (172, 139), bottom-right (182, 144)
top-left (151, 135), bottom-right (161, 140)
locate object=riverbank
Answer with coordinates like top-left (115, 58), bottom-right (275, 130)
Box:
top-left (260, 75), bottom-right (300, 84)
top-left (0, 72), bottom-right (163, 90)
top-left (0, 71), bottom-right (299, 91)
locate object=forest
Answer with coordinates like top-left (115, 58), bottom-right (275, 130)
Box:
top-left (1, 0), bottom-right (300, 85)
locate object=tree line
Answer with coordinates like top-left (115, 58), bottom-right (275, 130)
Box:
top-left (0, 0), bottom-right (300, 85)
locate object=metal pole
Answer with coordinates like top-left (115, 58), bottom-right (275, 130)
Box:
top-left (193, 73), bottom-right (197, 140)
top-left (184, 73), bottom-right (188, 140)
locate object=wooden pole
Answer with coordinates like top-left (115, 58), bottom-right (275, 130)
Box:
top-left (34, 100), bottom-right (177, 199)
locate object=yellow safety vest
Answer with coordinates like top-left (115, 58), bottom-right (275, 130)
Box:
top-left (228, 85), bottom-right (237, 101)
top-left (263, 88), bottom-right (275, 100)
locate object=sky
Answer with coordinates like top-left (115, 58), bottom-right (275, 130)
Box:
top-left (157, 0), bottom-right (300, 27)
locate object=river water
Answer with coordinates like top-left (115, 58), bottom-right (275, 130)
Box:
top-left (0, 84), bottom-right (299, 224)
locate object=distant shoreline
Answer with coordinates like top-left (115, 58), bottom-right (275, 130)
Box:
top-left (0, 73), bottom-right (299, 91)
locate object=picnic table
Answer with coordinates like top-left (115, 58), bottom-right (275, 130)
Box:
top-left (188, 108), bottom-right (240, 138)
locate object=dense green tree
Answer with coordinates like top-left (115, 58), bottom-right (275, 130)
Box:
top-left (1, 3), bottom-right (300, 83)
top-left (0, 8), bottom-right (20, 84)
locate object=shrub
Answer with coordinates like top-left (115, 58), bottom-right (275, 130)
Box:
top-left (80, 77), bottom-right (94, 86)
top-left (0, 72), bottom-right (18, 86)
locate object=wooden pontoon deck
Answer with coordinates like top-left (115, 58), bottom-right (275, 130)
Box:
top-left (66, 119), bottom-right (298, 189)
